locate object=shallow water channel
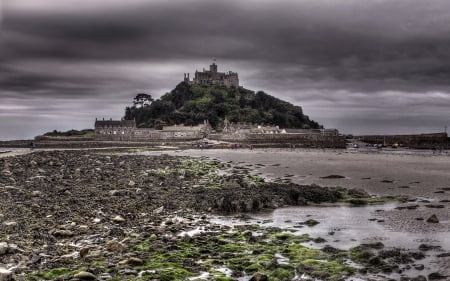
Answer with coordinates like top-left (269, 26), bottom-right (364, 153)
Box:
top-left (212, 203), bottom-right (449, 251)
top-left (207, 203), bottom-right (449, 280)
top-left (142, 149), bottom-right (450, 279)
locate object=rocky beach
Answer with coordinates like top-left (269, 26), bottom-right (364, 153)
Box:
top-left (0, 148), bottom-right (449, 281)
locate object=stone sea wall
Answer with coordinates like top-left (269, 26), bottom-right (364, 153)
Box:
top-left (359, 133), bottom-right (449, 149)
top-left (210, 133), bottom-right (347, 148)
top-left (1, 133), bottom-right (347, 149)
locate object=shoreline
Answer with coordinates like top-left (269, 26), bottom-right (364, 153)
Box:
top-left (0, 149), bottom-right (448, 280)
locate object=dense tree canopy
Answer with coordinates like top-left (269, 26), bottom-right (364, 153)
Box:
top-left (124, 83), bottom-right (320, 130)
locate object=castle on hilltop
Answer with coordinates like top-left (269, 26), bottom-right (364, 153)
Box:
top-left (184, 62), bottom-right (239, 88)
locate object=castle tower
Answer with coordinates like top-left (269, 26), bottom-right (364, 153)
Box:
top-left (210, 62), bottom-right (218, 73)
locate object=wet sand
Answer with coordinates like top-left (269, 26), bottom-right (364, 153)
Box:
top-left (166, 148), bottom-right (450, 199)
top-left (159, 148), bottom-right (450, 278)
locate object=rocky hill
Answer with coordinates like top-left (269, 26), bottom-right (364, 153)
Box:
top-left (124, 82), bottom-right (320, 130)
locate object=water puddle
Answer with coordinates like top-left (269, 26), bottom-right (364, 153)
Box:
top-left (212, 203), bottom-right (449, 251)
top-left (208, 203), bottom-right (449, 280)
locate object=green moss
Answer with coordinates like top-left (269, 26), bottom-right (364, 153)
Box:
top-left (245, 263), bottom-right (262, 273)
top-left (250, 175), bottom-right (265, 184)
top-left (302, 259), bottom-right (355, 280)
top-left (135, 240), bottom-right (152, 251)
top-left (213, 277), bottom-right (234, 281)
top-left (30, 216), bottom-right (355, 281)
top-left (349, 246), bottom-right (375, 263)
top-left (269, 268), bottom-right (292, 280)
top-left (304, 219), bottom-right (320, 227)
top-left (40, 268), bottom-right (72, 279)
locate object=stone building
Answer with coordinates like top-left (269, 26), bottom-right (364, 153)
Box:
top-left (93, 118), bottom-right (346, 148)
top-left (94, 118), bottom-right (136, 137)
top-left (223, 118), bottom-right (282, 134)
top-left (94, 118), bottom-right (211, 141)
top-left (184, 62), bottom-right (239, 88)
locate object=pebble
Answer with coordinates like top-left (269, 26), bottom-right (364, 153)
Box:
top-left (0, 267), bottom-right (13, 281)
top-left (31, 190), bottom-right (42, 197)
top-left (106, 241), bottom-right (125, 253)
top-left (0, 242), bottom-right (9, 255)
top-left (112, 215), bottom-right (126, 223)
top-left (426, 214), bottom-right (439, 223)
top-left (79, 247), bottom-right (90, 258)
top-left (73, 271), bottom-right (97, 280)
top-left (126, 257), bottom-right (144, 266)
top-left (414, 264), bottom-right (425, 270)
top-left (52, 229), bottom-right (75, 237)
top-left (2, 222), bottom-right (17, 227)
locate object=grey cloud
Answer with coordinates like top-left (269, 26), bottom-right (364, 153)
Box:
top-left (1, 0), bottom-right (450, 139)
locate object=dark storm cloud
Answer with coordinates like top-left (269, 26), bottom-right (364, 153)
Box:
top-left (1, 0), bottom-right (450, 139)
top-left (4, 0), bottom-right (450, 91)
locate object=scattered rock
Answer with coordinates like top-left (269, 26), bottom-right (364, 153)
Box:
top-left (419, 244), bottom-right (441, 251)
top-left (320, 174), bottom-right (345, 179)
top-left (313, 237), bottom-right (327, 243)
top-left (348, 198), bottom-right (368, 205)
top-left (436, 252), bottom-right (450, 258)
top-left (106, 241), bottom-right (126, 253)
top-left (303, 219), bottom-right (320, 227)
top-left (396, 205), bottom-right (419, 210)
top-left (426, 214), bottom-right (439, 223)
top-left (31, 190), bottom-right (42, 197)
top-left (152, 206), bottom-right (164, 215)
top-left (249, 272), bottom-right (268, 281)
top-left (347, 188), bottom-right (369, 198)
top-left (0, 242), bottom-right (9, 255)
top-left (425, 204), bottom-right (445, 209)
top-left (0, 267), bottom-right (13, 281)
top-left (2, 221), bottom-right (17, 227)
top-left (112, 215), bottom-right (126, 223)
top-left (322, 245), bottom-right (342, 254)
top-left (428, 272), bottom-right (447, 280)
top-left (52, 229), bottom-right (75, 238)
top-left (361, 242), bottom-right (385, 250)
top-left (410, 276), bottom-right (427, 281)
top-left (79, 247), bottom-right (90, 258)
top-left (125, 257), bottom-right (144, 266)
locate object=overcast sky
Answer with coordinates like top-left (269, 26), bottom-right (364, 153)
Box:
top-left (1, 0), bottom-right (450, 140)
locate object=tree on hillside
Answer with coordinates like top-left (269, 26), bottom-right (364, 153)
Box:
top-left (124, 82), bottom-right (320, 130)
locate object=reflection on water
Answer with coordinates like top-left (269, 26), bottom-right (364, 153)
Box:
top-left (211, 203), bottom-right (450, 281)
top-left (211, 203), bottom-right (449, 279)
top-left (212, 203), bottom-right (449, 251)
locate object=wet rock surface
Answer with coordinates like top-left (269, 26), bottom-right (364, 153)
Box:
top-left (0, 150), bottom-right (352, 280)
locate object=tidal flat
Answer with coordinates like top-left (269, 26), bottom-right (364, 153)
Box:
top-left (0, 148), bottom-right (449, 281)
